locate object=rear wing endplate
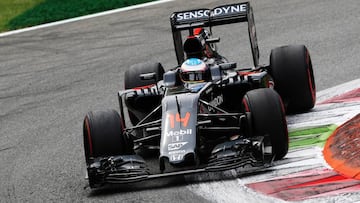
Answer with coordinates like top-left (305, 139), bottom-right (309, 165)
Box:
top-left (170, 2), bottom-right (259, 67)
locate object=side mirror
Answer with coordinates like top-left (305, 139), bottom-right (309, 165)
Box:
top-left (163, 71), bottom-right (179, 88)
top-left (140, 72), bottom-right (156, 80)
top-left (219, 62), bottom-right (237, 70)
top-left (210, 66), bottom-right (221, 81)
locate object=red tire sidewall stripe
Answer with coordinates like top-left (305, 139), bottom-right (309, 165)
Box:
top-left (306, 51), bottom-right (316, 104)
top-left (84, 117), bottom-right (93, 157)
top-left (278, 95), bottom-right (289, 143)
top-left (242, 97), bottom-right (250, 112)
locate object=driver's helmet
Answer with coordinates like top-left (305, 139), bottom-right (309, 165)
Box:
top-left (180, 58), bottom-right (211, 83)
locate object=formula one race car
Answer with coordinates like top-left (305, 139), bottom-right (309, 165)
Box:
top-left (82, 2), bottom-right (316, 188)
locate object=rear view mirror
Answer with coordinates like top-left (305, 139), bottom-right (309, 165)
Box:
top-left (164, 70), bottom-right (181, 88)
top-left (140, 72), bottom-right (156, 80)
top-left (219, 62), bottom-right (237, 70)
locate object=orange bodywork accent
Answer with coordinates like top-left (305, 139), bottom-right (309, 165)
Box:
top-left (168, 112), bottom-right (191, 128)
top-left (132, 84), bottom-right (155, 90)
top-left (194, 28), bottom-right (203, 35)
top-left (238, 71), bottom-right (254, 76)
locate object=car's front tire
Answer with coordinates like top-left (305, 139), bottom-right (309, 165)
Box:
top-left (242, 88), bottom-right (288, 160)
top-left (83, 109), bottom-right (133, 187)
top-left (83, 109), bottom-right (132, 159)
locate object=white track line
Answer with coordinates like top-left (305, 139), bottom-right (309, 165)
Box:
top-left (316, 78), bottom-right (360, 103)
top-left (0, 0), bottom-right (174, 38)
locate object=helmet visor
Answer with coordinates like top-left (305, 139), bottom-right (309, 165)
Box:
top-left (181, 71), bottom-right (205, 82)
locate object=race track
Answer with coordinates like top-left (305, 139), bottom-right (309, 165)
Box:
top-left (0, 0), bottom-right (359, 202)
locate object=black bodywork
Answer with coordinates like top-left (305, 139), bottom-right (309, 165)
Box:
top-left (86, 2), bottom-right (287, 187)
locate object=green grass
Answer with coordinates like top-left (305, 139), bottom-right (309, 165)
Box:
top-left (0, 0), bottom-right (154, 32)
top-left (289, 124), bottom-right (337, 148)
top-left (0, 0), bottom-right (44, 32)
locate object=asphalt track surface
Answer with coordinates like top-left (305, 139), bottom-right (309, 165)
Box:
top-left (0, 0), bottom-right (359, 202)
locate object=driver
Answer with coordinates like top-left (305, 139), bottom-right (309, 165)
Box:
top-left (179, 58), bottom-right (211, 83)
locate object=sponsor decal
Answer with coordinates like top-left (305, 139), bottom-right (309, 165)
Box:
top-left (205, 87), bottom-right (213, 94)
top-left (167, 112), bottom-right (191, 128)
top-left (168, 150), bottom-right (186, 155)
top-left (209, 94), bottom-right (223, 106)
top-left (176, 4), bottom-right (247, 21)
top-left (170, 154), bottom-right (183, 162)
top-left (208, 94), bottom-right (223, 112)
top-left (168, 142), bottom-right (188, 151)
top-left (165, 129), bottom-right (192, 137)
top-left (169, 150), bottom-right (186, 161)
top-left (172, 134), bottom-right (183, 142)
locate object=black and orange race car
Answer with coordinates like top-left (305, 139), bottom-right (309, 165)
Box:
top-left (82, 2), bottom-right (316, 188)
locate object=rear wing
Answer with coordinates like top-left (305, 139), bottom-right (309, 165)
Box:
top-left (170, 2), bottom-right (259, 66)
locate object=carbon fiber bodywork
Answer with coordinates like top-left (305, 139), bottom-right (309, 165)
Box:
top-left (85, 2), bottom-right (288, 188)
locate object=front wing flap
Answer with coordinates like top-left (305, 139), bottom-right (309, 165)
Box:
top-left (86, 136), bottom-right (273, 188)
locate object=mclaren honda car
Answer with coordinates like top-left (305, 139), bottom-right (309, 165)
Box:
top-left (82, 2), bottom-right (316, 188)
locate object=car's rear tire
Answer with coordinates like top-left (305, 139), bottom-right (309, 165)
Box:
top-left (242, 88), bottom-right (288, 160)
top-left (270, 45), bottom-right (316, 113)
top-left (83, 109), bottom-right (133, 163)
top-left (124, 62), bottom-right (165, 89)
top-left (124, 62), bottom-right (165, 125)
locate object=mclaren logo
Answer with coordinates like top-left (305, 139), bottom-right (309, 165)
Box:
top-left (176, 4), bottom-right (247, 21)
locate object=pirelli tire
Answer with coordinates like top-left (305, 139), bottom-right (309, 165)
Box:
top-left (83, 109), bottom-right (133, 163)
top-left (270, 45), bottom-right (316, 114)
top-left (83, 109), bottom-right (134, 187)
top-left (242, 88), bottom-right (288, 160)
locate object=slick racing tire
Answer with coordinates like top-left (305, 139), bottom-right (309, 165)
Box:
top-left (270, 45), bottom-right (316, 114)
top-left (83, 109), bottom-right (133, 164)
top-left (242, 88), bottom-right (288, 160)
top-left (124, 62), bottom-right (165, 89)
